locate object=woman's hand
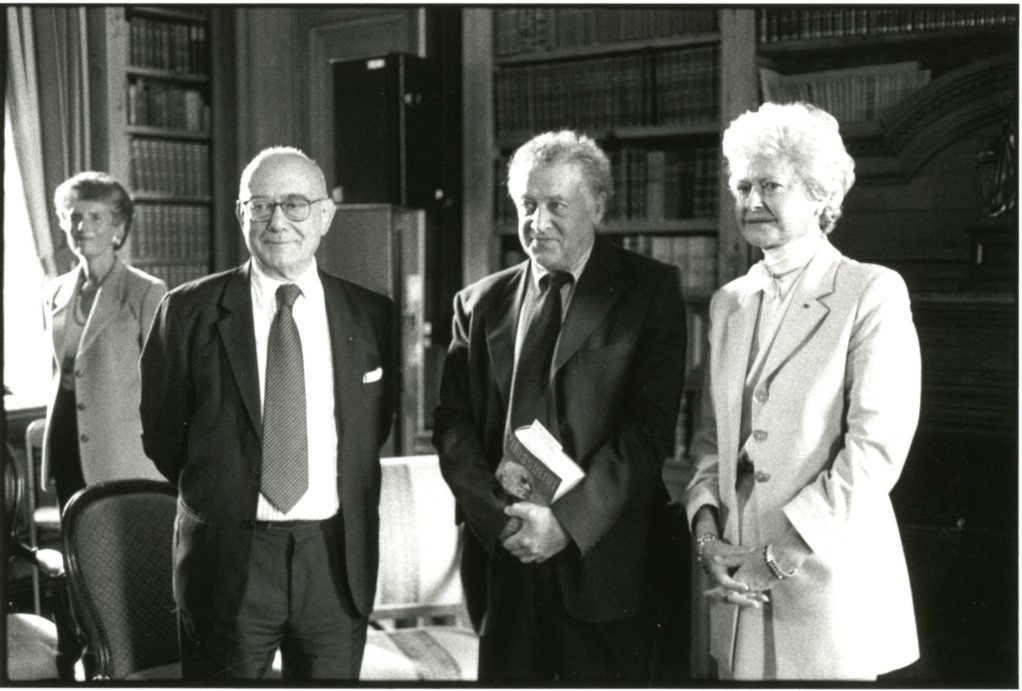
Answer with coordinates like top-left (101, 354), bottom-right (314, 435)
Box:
top-left (700, 539), bottom-right (771, 608)
top-left (713, 547), bottom-right (782, 594)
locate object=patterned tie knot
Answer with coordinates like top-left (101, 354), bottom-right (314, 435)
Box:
top-left (277, 283), bottom-right (302, 309)
top-left (540, 271), bottom-right (573, 294)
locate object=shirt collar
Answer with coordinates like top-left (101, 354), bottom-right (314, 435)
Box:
top-left (249, 258), bottom-right (322, 305)
top-left (529, 240), bottom-right (594, 290)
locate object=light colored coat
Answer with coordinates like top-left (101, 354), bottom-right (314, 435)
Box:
top-left (685, 239), bottom-right (920, 680)
top-left (42, 258), bottom-right (167, 485)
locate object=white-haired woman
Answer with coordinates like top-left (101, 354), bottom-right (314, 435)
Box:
top-left (684, 102), bottom-right (921, 680)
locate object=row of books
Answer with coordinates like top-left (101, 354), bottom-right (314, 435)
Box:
top-left (129, 17), bottom-right (208, 75)
top-left (758, 8), bottom-right (1017, 43)
top-left (619, 233), bottom-right (718, 295)
top-left (759, 61), bottom-right (931, 124)
top-left (494, 8), bottom-right (718, 57)
top-left (495, 46), bottom-right (719, 137)
top-left (129, 139), bottom-right (210, 197)
top-left (135, 262), bottom-right (209, 290)
top-left (127, 78), bottom-right (210, 132)
top-left (655, 47), bottom-right (720, 129)
top-left (607, 146), bottom-right (719, 222)
top-left (132, 204), bottom-right (210, 261)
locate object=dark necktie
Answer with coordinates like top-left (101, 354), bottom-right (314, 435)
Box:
top-left (261, 283), bottom-right (308, 513)
top-left (509, 271), bottom-right (573, 430)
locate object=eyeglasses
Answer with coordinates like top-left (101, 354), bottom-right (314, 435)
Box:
top-left (238, 195), bottom-right (330, 222)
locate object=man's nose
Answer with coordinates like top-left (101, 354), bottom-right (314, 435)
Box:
top-left (747, 187), bottom-right (764, 209)
top-left (533, 206), bottom-right (552, 231)
top-left (267, 202), bottom-right (289, 230)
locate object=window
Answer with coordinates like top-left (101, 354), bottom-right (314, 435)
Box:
top-left (4, 102), bottom-right (52, 411)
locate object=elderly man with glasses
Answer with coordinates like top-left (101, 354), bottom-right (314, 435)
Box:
top-left (140, 146), bottom-right (397, 681)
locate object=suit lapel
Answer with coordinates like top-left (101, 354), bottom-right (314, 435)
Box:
top-left (485, 263), bottom-right (528, 411)
top-left (552, 239), bottom-right (625, 373)
top-left (759, 240), bottom-right (840, 383)
top-left (49, 268), bottom-right (80, 356)
top-left (78, 260), bottom-right (129, 355)
top-left (217, 264), bottom-right (262, 438)
top-left (322, 272), bottom-right (362, 444)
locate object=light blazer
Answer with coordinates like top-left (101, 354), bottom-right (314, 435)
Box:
top-left (42, 258), bottom-right (167, 485)
top-left (685, 238), bottom-right (920, 679)
top-left (433, 238), bottom-right (687, 623)
top-left (140, 263), bottom-right (396, 621)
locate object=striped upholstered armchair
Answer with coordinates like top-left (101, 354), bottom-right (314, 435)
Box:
top-left (360, 455), bottom-right (478, 681)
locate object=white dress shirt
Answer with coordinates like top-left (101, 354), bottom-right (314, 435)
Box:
top-left (249, 259), bottom-right (339, 521)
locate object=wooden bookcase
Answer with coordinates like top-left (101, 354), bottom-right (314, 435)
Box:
top-left (753, 6), bottom-right (1018, 684)
top-left (97, 6), bottom-right (226, 288)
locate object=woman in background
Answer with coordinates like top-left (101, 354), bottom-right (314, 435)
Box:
top-left (685, 102), bottom-right (921, 680)
top-left (43, 171), bottom-right (167, 511)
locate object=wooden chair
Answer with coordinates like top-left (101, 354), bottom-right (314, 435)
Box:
top-left (61, 479), bottom-right (180, 680)
top-left (360, 455), bottom-right (478, 681)
top-left (23, 418), bottom-right (60, 615)
top-left (4, 442), bottom-right (59, 680)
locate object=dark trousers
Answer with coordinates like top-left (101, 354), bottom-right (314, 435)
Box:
top-left (179, 516), bottom-right (367, 681)
top-left (49, 387), bottom-right (86, 513)
top-left (44, 387), bottom-right (87, 679)
top-left (478, 554), bottom-right (660, 683)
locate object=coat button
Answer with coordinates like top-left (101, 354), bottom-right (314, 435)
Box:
top-left (77, 402), bottom-right (86, 411)
top-left (754, 390), bottom-right (768, 404)
top-left (752, 430), bottom-right (768, 442)
top-left (80, 434), bottom-right (89, 443)
top-left (75, 369), bottom-right (84, 377)
top-left (755, 470), bottom-right (772, 483)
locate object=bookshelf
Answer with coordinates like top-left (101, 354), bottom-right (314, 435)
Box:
top-left (99, 6), bottom-right (216, 289)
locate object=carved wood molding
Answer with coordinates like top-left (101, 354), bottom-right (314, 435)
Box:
top-left (849, 54), bottom-right (1016, 181)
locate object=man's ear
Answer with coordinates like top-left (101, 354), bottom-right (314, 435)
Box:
top-left (235, 201), bottom-right (244, 227)
top-left (592, 192), bottom-right (607, 225)
top-left (319, 198), bottom-right (336, 234)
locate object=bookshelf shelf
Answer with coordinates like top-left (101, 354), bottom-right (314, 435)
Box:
top-left (495, 32), bottom-right (721, 66)
top-left (127, 7), bottom-right (208, 24)
top-left (758, 24), bottom-right (1017, 55)
top-left (132, 193), bottom-right (213, 204)
top-left (127, 125), bottom-right (210, 141)
top-left (126, 66), bottom-right (208, 83)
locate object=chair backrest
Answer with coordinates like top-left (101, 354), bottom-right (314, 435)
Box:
top-left (374, 455), bottom-right (466, 621)
top-left (4, 443), bottom-right (25, 537)
top-left (61, 480), bottom-right (178, 680)
top-left (25, 419), bottom-right (45, 491)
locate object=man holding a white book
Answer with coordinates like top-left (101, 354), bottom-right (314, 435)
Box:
top-left (433, 130), bottom-right (688, 683)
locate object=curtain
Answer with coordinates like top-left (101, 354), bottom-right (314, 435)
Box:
top-left (6, 6), bottom-right (91, 277)
top-left (6, 6), bottom-right (56, 276)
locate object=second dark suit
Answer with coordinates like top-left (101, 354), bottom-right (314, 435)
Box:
top-left (433, 238), bottom-right (688, 679)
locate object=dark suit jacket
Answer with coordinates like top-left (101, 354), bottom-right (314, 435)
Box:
top-left (140, 263), bottom-right (396, 621)
top-left (433, 238), bottom-right (687, 623)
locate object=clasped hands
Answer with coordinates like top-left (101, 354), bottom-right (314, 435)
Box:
top-left (700, 538), bottom-right (780, 608)
top-left (501, 502), bottom-right (570, 563)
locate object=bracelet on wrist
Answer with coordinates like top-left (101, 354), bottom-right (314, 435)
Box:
top-left (763, 543), bottom-right (797, 580)
top-left (695, 533), bottom-right (718, 562)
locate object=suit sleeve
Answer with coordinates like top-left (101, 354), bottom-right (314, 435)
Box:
top-left (433, 291), bottom-right (512, 557)
top-left (684, 294), bottom-right (724, 531)
top-left (782, 270), bottom-right (921, 558)
top-left (138, 278), bottom-right (169, 347)
top-left (552, 264), bottom-right (688, 555)
top-left (140, 292), bottom-right (188, 482)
